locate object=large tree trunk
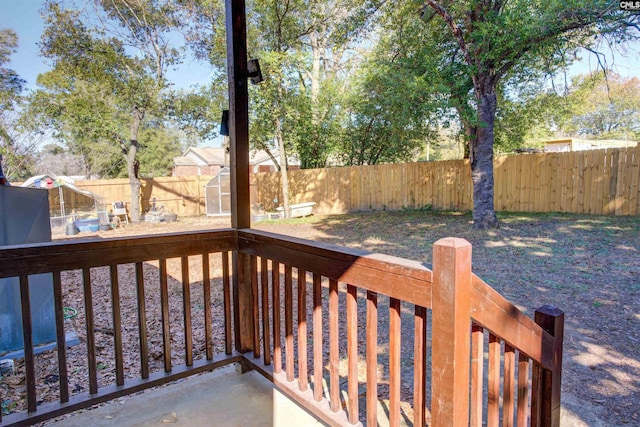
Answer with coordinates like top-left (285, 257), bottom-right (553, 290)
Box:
top-left (128, 108), bottom-right (144, 223)
top-left (471, 83), bottom-right (499, 229)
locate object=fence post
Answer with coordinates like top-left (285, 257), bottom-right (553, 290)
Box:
top-left (532, 305), bottom-right (564, 427)
top-left (431, 237), bottom-right (472, 426)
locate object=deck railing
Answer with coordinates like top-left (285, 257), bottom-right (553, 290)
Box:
top-left (0, 229), bottom-right (563, 426)
top-left (0, 231), bottom-right (240, 426)
top-left (237, 229), bottom-right (563, 426)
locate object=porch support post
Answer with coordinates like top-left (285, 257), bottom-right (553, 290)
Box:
top-left (431, 237), bottom-right (472, 426)
top-left (226, 0), bottom-right (254, 355)
top-left (226, 0), bottom-right (250, 230)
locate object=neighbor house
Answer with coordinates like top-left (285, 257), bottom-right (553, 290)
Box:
top-left (543, 138), bottom-right (638, 152)
top-left (172, 147), bottom-right (299, 176)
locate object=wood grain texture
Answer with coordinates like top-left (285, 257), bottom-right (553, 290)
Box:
top-left (261, 257), bottom-right (271, 365)
top-left (83, 269), bottom-right (98, 395)
top-left (272, 261), bottom-right (282, 373)
top-left (413, 305), bottom-right (427, 427)
top-left (203, 253), bottom-right (213, 360)
top-left (389, 298), bottom-right (401, 426)
top-left (159, 259), bottom-right (172, 372)
top-left (470, 324), bottom-right (484, 427)
top-left (329, 279), bottom-right (340, 413)
top-left (347, 284), bottom-right (359, 424)
top-left (181, 256), bottom-right (194, 366)
top-left (238, 229), bottom-right (432, 307)
top-left (298, 269), bottom-right (308, 391)
top-left (285, 265), bottom-right (294, 382)
top-left (487, 334), bottom-right (500, 427)
top-left (53, 271), bottom-right (70, 403)
top-left (313, 273), bottom-right (323, 402)
top-left (431, 238), bottom-right (472, 426)
top-left (109, 265), bottom-right (125, 386)
top-left (19, 275), bottom-right (37, 412)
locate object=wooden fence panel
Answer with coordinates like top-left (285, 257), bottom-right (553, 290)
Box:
top-left (75, 176), bottom-right (212, 217)
top-left (630, 148), bottom-right (639, 215)
top-left (71, 147), bottom-right (639, 218)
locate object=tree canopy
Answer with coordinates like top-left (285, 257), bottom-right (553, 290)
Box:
top-left (2, 0), bottom-right (639, 225)
top-left (415, 0), bottom-right (640, 227)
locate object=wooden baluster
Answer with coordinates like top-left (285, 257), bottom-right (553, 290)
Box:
top-left (135, 262), bottom-right (149, 379)
top-left (504, 343), bottom-right (516, 427)
top-left (389, 297), bottom-right (401, 426)
top-left (53, 271), bottom-right (69, 403)
top-left (159, 259), bottom-right (172, 372)
top-left (367, 291), bottom-right (379, 427)
top-left (431, 238), bottom-right (472, 426)
top-left (313, 273), bottom-right (323, 402)
top-left (19, 275), bottom-right (37, 412)
top-left (251, 255), bottom-right (260, 359)
top-left (517, 353), bottom-right (530, 426)
top-left (202, 254), bottom-right (213, 360)
top-left (222, 252), bottom-right (232, 355)
top-left (298, 269), bottom-right (308, 391)
top-left (470, 324), bottom-right (484, 427)
top-left (329, 279), bottom-right (340, 413)
top-left (234, 252), bottom-right (255, 355)
top-left (182, 256), bottom-right (193, 366)
top-left (531, 357), bottom-right (542, 427)
top-left (533, 305), bottom-right (565, 427)
top-left (261, 257), bottom-right (271, 365)
top-left (83, 268), bottom-right (98, 394)
top-left (110, 265), bottom-right (124, 386)
top-left (272, 261), bottom-right (282, 373)
top-left (414, 305), bottom-right (427, 427)
top-left (347, 284), bottom-right (358, 424)
top-left (487, 334), bottom-right (501, 427)
top-left (285, 265), bottom-right (294, 381)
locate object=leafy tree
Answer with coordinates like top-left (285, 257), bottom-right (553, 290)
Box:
top-left (0, 29), bottom-right (35, 180)
top-left (554, 71), bottom-right (640, 139)
top-left (340, 6), bottom-right (442, 165)
top-left (418, 0), bottom-right (639, 228)
top-left (495, 71), bottom-right (640, 146)
top-left (165, 82), bottom-right (228, 145)
top-left (33, 0), bottom-right (184, 221)
top-left (0, 29), bottom-right (24, 115)
top-left (247, 0), bottom-right (374, 214)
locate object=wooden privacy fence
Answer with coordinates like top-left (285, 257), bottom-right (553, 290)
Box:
top-left (254, 145), bottom-right (640, 216)
top-left (68, 146), bottom-right (639, 217)
top-left (74, 176), bottom-right (214, 217)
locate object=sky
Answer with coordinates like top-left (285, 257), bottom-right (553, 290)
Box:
top-left (0, 0), bottom-right (215, 90)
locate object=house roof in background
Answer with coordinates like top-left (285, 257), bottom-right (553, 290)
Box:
top-left (188, 147), bottom-right (228, 165)
top-left (173, 156), bottom-right (198, 166)
top-left (173, 147), bottom-right (295, 167)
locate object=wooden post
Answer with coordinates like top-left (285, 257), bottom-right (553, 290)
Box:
top-left (226, 0), bottom-right (250, 229)
top-left (431, 237), bottom-right (472, 426)
top-left (532, 305), bottom-right (564, 427)
top-left (226, 0), bottom-right (253, 356)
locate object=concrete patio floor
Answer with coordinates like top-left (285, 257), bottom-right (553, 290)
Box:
top-left (44, 363), bottom-right (609, 427)
top-left (49, 364), bottom-right (326, 427)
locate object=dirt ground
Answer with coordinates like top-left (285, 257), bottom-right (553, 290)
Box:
top-left (4, 210), bottom-right (639, 425)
